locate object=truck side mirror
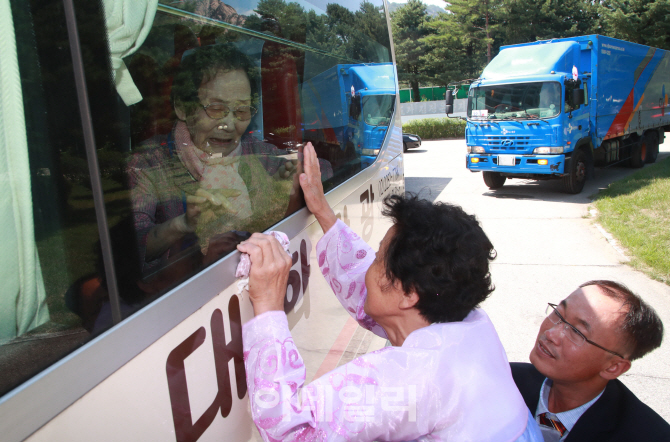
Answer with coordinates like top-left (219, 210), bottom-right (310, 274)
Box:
top-left (445, 92), bottom-right (454, 114)
top-left (572, 89), bottom-right (585, 107)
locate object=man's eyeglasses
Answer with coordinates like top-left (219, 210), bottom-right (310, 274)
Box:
top-left (202, 103), bottom-right (257, 121)
top-left (545, 303), bottom-right (626, 359)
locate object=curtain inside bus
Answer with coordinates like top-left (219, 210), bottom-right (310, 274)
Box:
top-left (102, 0), bottom-right (158, 106)
top-left (0, 0), bottom-right (49, 343)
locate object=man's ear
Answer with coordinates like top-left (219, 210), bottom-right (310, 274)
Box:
top-left (399, 290), bottom-right (420, 310)
top-left (600, 358), bottom-right (631, 381)
top-left (174, 102), bottom-right (187, 121)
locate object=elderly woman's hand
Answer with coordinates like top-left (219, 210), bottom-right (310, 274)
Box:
top-left (274, 158), bottom-right (299, 179)
top-left (299, 142), bottom-right (337, 233)
top-left (237, 233), bottom-right (292, 316)
top-left (186, 188), bottom-right (242, 227)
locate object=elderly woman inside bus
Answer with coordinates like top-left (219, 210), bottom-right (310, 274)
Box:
top-left (127, 44), bottom-right (331, 276)
top-left (237, 144), bottom-right (542, 441)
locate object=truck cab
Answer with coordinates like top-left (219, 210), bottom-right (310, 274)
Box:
top-left (464, 39), bottom-right (592, 193)
top-left (461, 35), bottom-right (669, 194)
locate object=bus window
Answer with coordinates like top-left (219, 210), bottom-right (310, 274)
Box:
top-left (98, 0), bottom-right (398, 317)
top-left (1, 0), bottom-right (397, 431)
top-left (0, 0), bottom-right (117, 397)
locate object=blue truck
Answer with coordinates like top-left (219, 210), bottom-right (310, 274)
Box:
top-left (302, 63), bottom-right (396, 170)
top-left (448, 35), bottom-right (670, 193)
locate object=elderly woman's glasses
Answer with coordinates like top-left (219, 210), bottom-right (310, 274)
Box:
top-left (545, 303), bottom-right (625, 358)
top-left (202, 102), bottom-right (257, 121)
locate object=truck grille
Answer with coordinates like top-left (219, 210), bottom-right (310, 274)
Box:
top-left (485, 136), bottom-right (531, 151)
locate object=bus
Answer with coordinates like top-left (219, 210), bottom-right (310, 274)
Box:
top-left (0, 0), bottom-right (404, 440)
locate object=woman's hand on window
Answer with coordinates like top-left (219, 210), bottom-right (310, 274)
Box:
top-left (299, 143), bottom-right (337, 233)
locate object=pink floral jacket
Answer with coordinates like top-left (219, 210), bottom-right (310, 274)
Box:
top-left (243, 220), bottom-right (537, 441)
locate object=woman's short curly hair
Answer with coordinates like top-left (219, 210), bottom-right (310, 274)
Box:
top-left (381, 193), bottom-right (496, 323)
top-left (171, 44), bottom-right (260, 116)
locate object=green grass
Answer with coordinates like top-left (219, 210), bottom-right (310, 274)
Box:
top-left (593, 157), bottom-right (670, 284)
top-left (402, 117), bottom-right (466, 140)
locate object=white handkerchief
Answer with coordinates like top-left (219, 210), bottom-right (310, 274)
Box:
top-left (236, 231), bottom-right (290, 294)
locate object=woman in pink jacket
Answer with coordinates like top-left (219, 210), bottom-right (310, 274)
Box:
top-left (237, 144), bottom-right (541, 442)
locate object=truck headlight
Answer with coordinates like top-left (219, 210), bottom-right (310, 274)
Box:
top-left (467, 146), bottom-right (485, 153)
top-left (361, 148), bottom-right (380, 156)
top-left (533, 146), bottom-right (564, 154)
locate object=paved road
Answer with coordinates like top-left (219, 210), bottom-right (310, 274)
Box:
top-left (404, 138), bottom-right (670, 421)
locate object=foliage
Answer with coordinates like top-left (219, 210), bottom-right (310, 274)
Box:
top-left (392, 0), bottom-right (670, 92)
top-left (391, 0), bottom-right (433, 101)
top-left (389, 2), bottom-right (447, 16)
top-left (600, 0), bottom-right (670, 50)
top-left (402, 118), bottom-right (466, 139)
top-left (444, 0), bottom-right (503, 64)
top-left (244, 0), bottom-right (391, 63)
top-left (498, 0), bottom-right (600, 46)
top-left (593, 158), bottom-right (670, 284)
top-left (422, 12), bottom-right (488, 87)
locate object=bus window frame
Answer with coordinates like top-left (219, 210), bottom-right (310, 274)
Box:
top-left (0, 1), bottom-right (401, 440)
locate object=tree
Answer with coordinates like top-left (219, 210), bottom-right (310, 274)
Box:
top-left (391, 0), bottom-right (431, 101)
top-left (328, 2), bottom-right (391, 62)
top-left (498, 0), bottom-right (599, 45)
top-left (446, 0), bottom-right (504, 64)
top-left (600, 0), bottom-right (670, 50)
top-left (423, 15), bottom-right (482, 85)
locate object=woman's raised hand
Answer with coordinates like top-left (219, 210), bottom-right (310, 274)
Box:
top-left (237, 233), bottom-right (292, 316)
top-left (299, 142), bottom-right (337, 233)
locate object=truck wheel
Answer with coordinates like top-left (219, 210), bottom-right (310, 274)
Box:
top-left (645, 132), bottom-right (659, 164)
top-left (562, 149), bottom-right (587, 194)
top-left (629, 140), bottom-right (646, 168)
top-left (483, 172), bottom-right (506, 189)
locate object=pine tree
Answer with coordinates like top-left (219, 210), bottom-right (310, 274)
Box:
top-left (497, 0), bottom-right (599, 45)
top-left (391, 0), bottom-right (431, 101)
top-left (600, 0), bottom-right (670, 50)
top-left (446, 0), bottom-right (504, 64)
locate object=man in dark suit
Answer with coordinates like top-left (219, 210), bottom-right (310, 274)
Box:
top-left (511, 280), bottom-right (670, 442)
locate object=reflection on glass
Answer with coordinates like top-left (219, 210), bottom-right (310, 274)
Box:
top-left (127, 44), bottom-right (328, 279)
top-left (124, 4), bottom-right (396, 287)
top-left (363, 95), bottom-right (394, 126)
top-left (468, 82), bottom-right (561, 119)
top-left (160, 0), bottom-right (391, 64)
top-left (1, 0), bottom-right (396, 398)
top-left (0, 0), bottom-right (108, 397)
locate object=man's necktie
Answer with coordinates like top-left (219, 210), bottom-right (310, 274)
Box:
top-left (539, 412), bottom-right (567, 437)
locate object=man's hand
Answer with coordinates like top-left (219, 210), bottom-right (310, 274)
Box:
top-left (299, 142), bottom-right (337, 233)
top-left (237, 233), bottom-right (292, 316)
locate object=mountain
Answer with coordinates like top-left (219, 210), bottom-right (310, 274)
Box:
top-left (193, 0), bottom-right (246, 25)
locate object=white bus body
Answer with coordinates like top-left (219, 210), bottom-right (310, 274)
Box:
top-left (0, 0), bottom-right (403, 440)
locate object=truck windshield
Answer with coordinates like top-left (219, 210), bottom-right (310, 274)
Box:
top-left (468, 82), bottom-right (561, 120)
top-left (363, 95), bottom-right (394, 126)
